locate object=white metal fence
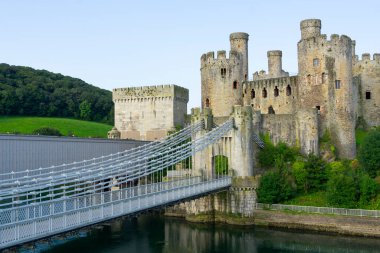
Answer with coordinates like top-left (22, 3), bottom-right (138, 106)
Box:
top-left (0, 177), bottom-right (231, 249)
top-left (255, 203), bottom-right (380, 218)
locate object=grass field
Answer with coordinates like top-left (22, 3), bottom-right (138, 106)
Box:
top-left (0, 116), bottom-right (112, 138)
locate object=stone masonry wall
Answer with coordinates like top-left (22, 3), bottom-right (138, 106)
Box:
top-left (113, 84), bottom-right (188, 141)
top-left (354, 53), bottom-right (380, 127)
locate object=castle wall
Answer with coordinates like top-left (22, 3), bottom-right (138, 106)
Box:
top-left (354, 54), bottom-right (380, 127)
top-left (113, 84), bottom-right (188, 141)
top-left (260, 114), bottom-right (297, 147)
top-left (243, 76), bottom-right (298, 115)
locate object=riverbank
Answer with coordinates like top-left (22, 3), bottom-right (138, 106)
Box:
top-left (165, 209), bottom-right (380, 238)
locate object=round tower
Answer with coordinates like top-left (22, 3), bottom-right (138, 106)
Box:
top-left (267, 50), bottom-right (283, 77)
top-left (297, 18), bottom-right (355, 159)
top-left (201, 33), bottom-right (249, 118)
top-left (300, 19), bottom-right (321, 40)
top-left (230, 32), bottom-right (249, 80)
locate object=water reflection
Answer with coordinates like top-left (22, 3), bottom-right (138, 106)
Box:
top-left (25, 215), bottom-right (380, 253)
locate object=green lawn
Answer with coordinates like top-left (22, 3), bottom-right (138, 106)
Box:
top-left (0, 116), bottom-right (112, 138)
top-left (283, 191), bottom-right (330, 207)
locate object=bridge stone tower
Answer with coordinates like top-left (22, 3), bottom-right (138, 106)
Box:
top-left (297, 19), bottom-right (356, 158)
top-left (201, 33), bottom-right (249, 118)
top-left (191, 105), bottom-right (254, 178)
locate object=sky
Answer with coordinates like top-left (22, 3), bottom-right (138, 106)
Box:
top-left (1, 0), bottom-right (380, 111)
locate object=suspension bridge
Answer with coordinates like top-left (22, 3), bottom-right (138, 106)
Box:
top-left (0, 118), bottom-right (236, 249)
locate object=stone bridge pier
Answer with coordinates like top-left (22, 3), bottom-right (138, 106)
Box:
top-left (166, 105), bottom-right (260, 220)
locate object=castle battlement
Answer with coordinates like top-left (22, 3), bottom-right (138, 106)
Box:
top-left (356, 53), bottom-right (380, 63)
top-left (113, 84), bottom-right (189, 102)
top-left (200, 50), bottom-right (241, 68)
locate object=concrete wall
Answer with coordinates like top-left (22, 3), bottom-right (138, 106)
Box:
top-left (0, 135), bottom-right (147, 175)
top-left (113, 84), bottom-right (188, 141)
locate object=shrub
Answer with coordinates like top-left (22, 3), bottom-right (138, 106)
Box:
top-left (304, 154), bottom-right (327, 192)
top-left (257, 170), bottom-right (295, 204)
top-left (359, 173), bottom-right (378, 207)
top-left (358, 129), bottom-right (380, 177)
top-left (32, 127), bottom-right (62, 136)
top-left (326, 173), bottom-right (357, 208)
top-left (292, 161), bottom-right (307, 193)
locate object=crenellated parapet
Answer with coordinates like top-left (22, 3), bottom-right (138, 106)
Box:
top-left (200, 50), bottom-right (241, 69)
top-left (113, 84), bottom-right (189, 103)
top-left (246, 75), bottom-right (297, 90)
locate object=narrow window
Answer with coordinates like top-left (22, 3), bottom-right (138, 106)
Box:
top-left (366, 91), bottom-right (371, 99)
top-left (221, 68), bottom-right (226, 78)
top-left (313, 58), bottom-right (319, 66)
top-left (316, 105), bottom-right (321, 111)
top-left (233, 81), bottom-right (238, 89)
top-left (262, 88), bottom-right (267, 98)
top-left (251, 89), bottom-right (255, 99)
top-left (335, 80), bottom-right (341, 89)
top-left (268, 106), bottom-right (275, 114)
top-left (322, 72), bottom-right (326, 84)
top-left (205, 98), bottom-right (210, 107)
top-left (286, 85), bottom-right (291, 96)
top-left (274, 86), bottom-right (279, 97)
top-left (307, 74), bottom-right (311, 84)
top-left (244, 74), bottom-right (247, 80)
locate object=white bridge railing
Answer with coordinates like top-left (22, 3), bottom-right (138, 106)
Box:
top-left (0, 176), bottom-right (231, 249)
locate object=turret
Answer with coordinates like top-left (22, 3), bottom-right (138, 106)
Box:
top-left (230, 32), bottom-right (249, 80)
top-left (200, 32), bottom-right (249, 118)
top-left (300, 19), bottom-right (321, 40)
top-left (267, 50), bottom-right (283, 77)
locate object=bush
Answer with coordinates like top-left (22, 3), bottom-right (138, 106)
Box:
top-left (258, 136), bottom-right (298, 169)
top-left (326, 173), bottom-right (357, 208)
top-left (359, 173), bottom-right (378, 207)
top-left (32, 127), bottom-right (62, 136)
top-left (292, 161), bottom-right (307, 193)
top-left (257, 171), bottom-right (295, 204)
top-left (358, 129), bottom-right (380, 177)
top-left (304, 154), bottom-right (328, 192)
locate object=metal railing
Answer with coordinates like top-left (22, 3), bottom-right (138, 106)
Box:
top-left (0, 177), bottom-right (231, 249)
top-left (255, 203), bottom-right (380, 218)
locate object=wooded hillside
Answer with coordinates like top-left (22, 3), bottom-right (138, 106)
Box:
top-left (0, 64), bottom-right (113, 124)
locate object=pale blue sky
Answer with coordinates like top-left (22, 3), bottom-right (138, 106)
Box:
top-left (1, 0), bottom-right (379, 110)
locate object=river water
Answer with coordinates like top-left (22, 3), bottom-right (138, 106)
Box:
top-left (22, 215), bottom-right (380, 253)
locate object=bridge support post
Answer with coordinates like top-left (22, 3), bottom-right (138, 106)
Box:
top-left (230, 105), bottom-right (254, 177)
top-left (191, 107), bottom-right (214, 179)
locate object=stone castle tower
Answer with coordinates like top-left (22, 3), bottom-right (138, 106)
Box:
top-left (297, 19), bottom-right (356, 158)
top-left (201, 33), bottom-right (249, 118)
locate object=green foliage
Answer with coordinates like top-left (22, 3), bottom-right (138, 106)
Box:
top-left (304, 154), bottom-right (327, 192)
top-left (79, 100), bottom-right (92, 120)
top-left (32, 127), bottom-right (62, 136)
top-left (359, 173), bottom-right (378, 207)
top-left (326, 173), bottom-right (357, 208)
top-left (257, 170), bottom-right (295, 204)
top-left (0, 116), bottom-right (112, 138)
top-left (292, 161), bottom-right (307, 192)
top-left (358, 129), bottom-right (380, 177)
top-left (214, 155), bottom-right (228, 175)
top-left (0, 63), bottom-right (113, 124)
top-left (258, 136), bottom-right (298, 169)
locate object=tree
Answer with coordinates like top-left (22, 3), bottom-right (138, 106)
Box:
top-left (79, 100), bottom-right (92, 120)
top-left (292, 161), bottom-right (308, 193)
top-left (257, 171), bottom-right (295, 204)
top-left (326, 173), bottom-right (357, 208)
top-left (358, 130), bottom-right (380, 177)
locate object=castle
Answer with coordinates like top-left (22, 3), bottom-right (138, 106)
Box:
top-left (110, 18), bottom-right (380, 159)
top-left (201, 19), bottom-right (380, 159)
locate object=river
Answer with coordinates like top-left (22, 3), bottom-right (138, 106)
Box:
top-left (19, 215), bottom-right (380, 253)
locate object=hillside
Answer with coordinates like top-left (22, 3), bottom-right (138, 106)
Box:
top-left (0, 116), bottom-right (112, 138)
top-left (0, 63), bottom-right (113, 124)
